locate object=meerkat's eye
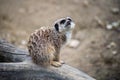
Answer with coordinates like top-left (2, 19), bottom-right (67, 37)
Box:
top-left (60, 19), bottom-right (66, 24)
top-left (67, 18), bottom-right (72, 22)
top-left (67, 17), bottom-right (72, 21)
top-left (54, 23), bottom-right (59, 32)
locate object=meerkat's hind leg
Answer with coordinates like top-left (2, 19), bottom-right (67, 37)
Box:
top-left (51, 61), bottom-right (62, 67)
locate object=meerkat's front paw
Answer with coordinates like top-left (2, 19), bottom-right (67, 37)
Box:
top-left (51, 61), bottom-right (62, 67)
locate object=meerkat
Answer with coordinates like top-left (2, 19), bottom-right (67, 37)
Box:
top-left (27, 17), bottom-right (75, 67)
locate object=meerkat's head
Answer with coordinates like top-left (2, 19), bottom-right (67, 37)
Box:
top-left (54, 17), bottom-right (75, 33)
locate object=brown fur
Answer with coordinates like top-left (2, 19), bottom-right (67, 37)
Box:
top-left (27, 27), bottom-right (66, 67)
top-left (27, 17), bottom-right (75, 67)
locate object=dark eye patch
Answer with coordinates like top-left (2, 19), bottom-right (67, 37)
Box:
top-left (68, 18), bottom-right (72, 21)
top-left (54, 23), bottom-right (59, 32)
top-left (60, 19), bottom-right (66, 24)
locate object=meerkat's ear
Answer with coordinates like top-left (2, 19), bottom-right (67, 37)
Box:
top-left (54, 23), bottom-right (59, 32)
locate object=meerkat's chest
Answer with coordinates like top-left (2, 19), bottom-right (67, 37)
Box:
top-left (57, 31), bottom-right (72, 48)
top-left (65, 31), bottom-right (72, 42)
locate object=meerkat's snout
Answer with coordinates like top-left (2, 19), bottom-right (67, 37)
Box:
top-left (65, 17), bottom-right (75, 29)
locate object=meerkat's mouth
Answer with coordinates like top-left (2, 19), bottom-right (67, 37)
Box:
top-left (66, 21), bottom-right (75, 29)
top-left (66, 21), bottom-right (71, 27)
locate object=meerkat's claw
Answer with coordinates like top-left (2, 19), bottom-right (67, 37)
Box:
top-left (60, 60), bottom-right (65, 64)
top-left (51, 61), bottom-right (62, 67)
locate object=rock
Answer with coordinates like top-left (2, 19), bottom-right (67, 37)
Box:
top-left (106, 24), bottom-right (113, 30)
top-left (106, 42), bottom-right (117, 49)
top-left (106, 21), bottom-right (120, 30)
top-left (67, 39), bottom-right (80, 48)
top-left (0, 39), bottom-right (96, 80)
top-left (111, 8), bottom-right (119, 14)
top-left (112, 21), bottom-right (120, 28)
top-left (112, 51), bottom-right (117, 55)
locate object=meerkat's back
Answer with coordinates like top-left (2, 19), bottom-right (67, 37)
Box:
top-left (28, 27), bottom-right (57, 66)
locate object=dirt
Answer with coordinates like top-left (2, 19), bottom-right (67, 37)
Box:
top-left (0, 0), bottom-right (120, 80)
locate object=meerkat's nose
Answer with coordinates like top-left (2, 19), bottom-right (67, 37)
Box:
top-left (67, 20), bottom-right (71, 25)
top-left (66, 20), bottom-right (71, 27)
